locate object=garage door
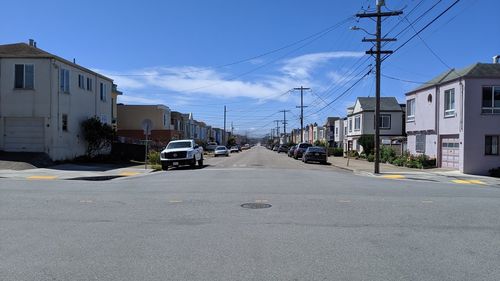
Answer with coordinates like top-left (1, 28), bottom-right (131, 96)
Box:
top-left (441, 137), bottom-right (459, 169)
top-left (4, 118), bottom-right (45, 152)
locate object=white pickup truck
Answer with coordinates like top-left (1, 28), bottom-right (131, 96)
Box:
top-left (160, 139), bottom-right (203, 170)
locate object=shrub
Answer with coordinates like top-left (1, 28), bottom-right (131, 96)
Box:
top-left (329, 147), bottom-right (343, 157)
top-left (81, 117), bottom-right (114, 158)
top-left (358, 134), bottom-right (374, 156)
top-left (367, 154), bottom-right (375, 162)
top-left (148, 150), bottom-right (161, 165)
top-left (347, 150), bottom-right (359, 158)
top-left (380, 146), bottom-right (397, 163)
top-left (489, 167), bottom-right (500, 178)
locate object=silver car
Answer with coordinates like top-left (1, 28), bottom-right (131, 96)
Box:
top-left (214, 146), bottom-right (229, 157)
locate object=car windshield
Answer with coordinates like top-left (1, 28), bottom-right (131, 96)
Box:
top-left (215, 146), bottom-right (226, 150)
top-left (299, 143), bottom-right (312, 148)
top-left (166, 141), bottom-right (191, 149)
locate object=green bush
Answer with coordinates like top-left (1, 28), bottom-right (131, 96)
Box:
top-left (367, 154), bottom-right (375, 162)
top-left (148, 150), bottom-right (161, 165)
top-left (358, 134), bottom-right (374, 156)
top-left (347, 150), bottom-right (359, 158)
top-left (380, 146), bottom-right (397, 163)
top-left (329, 147), bottom-right (343, 157)
top-left (488, 167), bottom-right (500, 178)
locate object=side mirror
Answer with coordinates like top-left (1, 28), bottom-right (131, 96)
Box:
top-left (194, 145), bottom-right (199, 149)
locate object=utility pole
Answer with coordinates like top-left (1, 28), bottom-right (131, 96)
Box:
top-left (293, 86), bottom-right (310, 143)
top-left (279, 110), bottom-right (291, 144)
top-left (223, 106), bottom-right (227, 145)
top-left (274, 120), bottom-right (281, 138)
top-left (356, 0), bottom-right (402, 174)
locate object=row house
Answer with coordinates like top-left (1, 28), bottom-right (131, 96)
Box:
top-left (324, 117), bottom-right (339, 147)
top-left (406, 62), bottom-right (500, 175)
top-left (116, 104), bottom-right (174, 144)
top-left (344, 97), bottom-right (405, 154)
top-left (0, 41), bottom-right (116, 160)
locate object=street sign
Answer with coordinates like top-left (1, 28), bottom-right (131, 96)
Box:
top-left (142, 119), bottom-right (153, 136)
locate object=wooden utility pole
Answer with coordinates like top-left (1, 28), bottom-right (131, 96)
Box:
top-left (293, 86), bottom-right (310, 143)
top-left (356, 0), bottom-right (402, 174)
top-left (279, 110), bottom-right (291, 144)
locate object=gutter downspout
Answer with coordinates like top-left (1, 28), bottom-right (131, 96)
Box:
top-left (435, 85), bottom-right (440, 167)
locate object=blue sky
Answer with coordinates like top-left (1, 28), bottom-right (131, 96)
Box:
top-left (2, 0), bottom-right (498, 137)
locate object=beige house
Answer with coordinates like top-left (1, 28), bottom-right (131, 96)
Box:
top-left (0, 41), bottom-right (115, 160)
top-left (116, 104), bottom-right (175, 143)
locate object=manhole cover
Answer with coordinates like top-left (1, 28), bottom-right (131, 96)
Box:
top-left (241, 203), bottom-right (272, 209)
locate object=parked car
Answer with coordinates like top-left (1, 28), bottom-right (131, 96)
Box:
top-left (272, 145), bottom-right (279, 151)
top-left (230, 146), bottom-right (240, 153)
top-left (160, 139), bottom-right (203, 170)
top-left (302, 146), bottom-right (328, 164)
top-left (277, 145), bottom-right (289, 153)
top-left (206, 142), bottom-right (218, 152)
top-left (293, 142), bottom-right (312, 159)
top-left (287, 145), bottom-right (297, 157)
top-left (214, 146), bottom-right (229, 157)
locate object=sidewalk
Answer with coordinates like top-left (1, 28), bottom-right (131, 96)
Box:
top-left (0, 163), bottom-right (154, 181)
top-left (328, 156), bottom-right (500, 186)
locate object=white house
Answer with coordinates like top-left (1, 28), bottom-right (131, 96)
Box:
top-left (0, 41), bottom-right (114, 160)
top-left (344, 97), bottom-right (405, 154)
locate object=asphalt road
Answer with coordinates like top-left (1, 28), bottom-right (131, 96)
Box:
top-left (1, 146), bottom-right (500, 281)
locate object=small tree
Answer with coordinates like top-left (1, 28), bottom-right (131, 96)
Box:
top-left (358, 134), bottom-right (374, 156)
top-left (226, 136), bottom-right (237, 147)
top-left (81, 117), bottom-right (114, 158)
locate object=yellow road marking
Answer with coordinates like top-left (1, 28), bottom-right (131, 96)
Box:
top-left (255, 199), bottom-right (269, 203)
top-left (380, 174), bottom-right (405, 179)
top-left (169, 200), bottom-right (183, 203)
top-left (79, 200), bottom-right (94, 203)
top-left (338, 200), bottom-right (352, 203)
top-left (421, 200), bottom-right (434, 204)
top-left (467, 180), bottom-right (486, 185)
top-left (27, 175), bottom-right (57, 180)
top-left (452, 180), bottom-right (471, 184)
top-left (452, 179), bottom-right (486, 185)
top-left (119, 172), bottom-right (140, 176)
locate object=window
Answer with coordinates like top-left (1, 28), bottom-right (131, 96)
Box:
top-left (348, 118), bottom-right (352, 132)
top-left (444, 89), bottom-right (455, 117)
top-left (62, 114), bottom-right (68, 131)
top-left (100, 115), bottom-right (108, 124)
top-left (407, 98), bottom-right (415, 122)
top-left (379, 114), bottom-right (391, 129)
top-left (416, 134), bottom-right (426, 153)
top-left (100, 82), bottom-right (107, 101)
top-left (60, 69), bottom-right (70, 93)
top-left (14, 64), bottom-right (34, 89)
top-left (485, 136), bottom-right (499, 155)
top-left (354, 116), bottom-right (360, 131)
top-left (335, 127), bottom-right (338, 135)
top-left (78, 74), bottom-right (84, 89)
top-left (86, 77), bottom-right (93, 91)
top-left (482, 86), bottom-right (500, 114)
top-left (344, 126), bottom-right (347, 135)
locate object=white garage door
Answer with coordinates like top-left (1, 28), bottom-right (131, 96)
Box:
top-left (4, 118), bottom-right (45, 152)
top-left (441, 137), bottom-right (459, 169)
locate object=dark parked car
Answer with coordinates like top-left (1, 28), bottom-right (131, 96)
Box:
top-left (287, 145), bottom-right (297, 157)
top-left (293, 142), bottom-right (312, 159)
top-left (277, 145), bottom-right (289, 153)
top-left (302, 146), bottom-right (328, 164)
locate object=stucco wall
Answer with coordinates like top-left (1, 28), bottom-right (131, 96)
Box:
top-left (462, 79), bottom-right (500, 174)
top-left (117, 105), bottom-right (171, 131)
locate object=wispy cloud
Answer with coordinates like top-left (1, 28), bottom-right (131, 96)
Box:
top-left (281, 51), bottom-right (364, 80)
top-left (102, 51), bottom-right (364, 106)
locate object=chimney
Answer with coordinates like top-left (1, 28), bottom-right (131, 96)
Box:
top-left (493, 55), bottom-right (500, 64)
top-left (28, 39), bottom-right (34, 46)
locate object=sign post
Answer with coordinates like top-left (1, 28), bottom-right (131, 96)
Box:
top-left (142, 119), bottom-right (153, 169)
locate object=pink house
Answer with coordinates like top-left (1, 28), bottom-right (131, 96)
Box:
top-left (405, 62), bottom-right (500, 175)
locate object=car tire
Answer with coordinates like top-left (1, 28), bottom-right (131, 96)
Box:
top-left (198, 157), bottom-right (203, 168)
top-left (161, 161), bottom-right (169, 171)
top-left (190, 158), bottom-right (196, 169)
